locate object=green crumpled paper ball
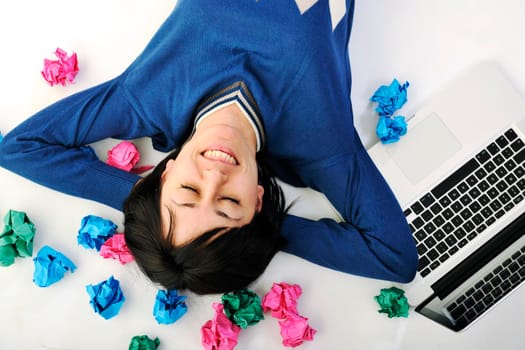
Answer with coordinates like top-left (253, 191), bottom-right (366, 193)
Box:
top-left (221, 289), bottom-right (264, 329)
top-left (129, 335), bottom-right (160, 350)
top-left (374, 286), bottom-right (409, 318)
top-left (0, 210), bottom-right (36, 266)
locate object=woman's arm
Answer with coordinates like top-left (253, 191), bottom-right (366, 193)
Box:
top-left (280, 141), bottom-right (418, 283)
top-left (0, 77), bottom-right (153, 210)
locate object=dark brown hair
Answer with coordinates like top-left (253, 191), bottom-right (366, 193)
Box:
top-left (123, 149), bottom-right (286, 294)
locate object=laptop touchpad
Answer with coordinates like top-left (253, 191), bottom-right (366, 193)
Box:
top-left (385, 112), bottom-right (461, 184)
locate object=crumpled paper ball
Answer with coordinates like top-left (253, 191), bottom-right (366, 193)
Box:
top-left (153, 289), bottom-right (188, 325)
top-left (0, 209), bottom-right (36, 266)
top-left (221, 289), bottom-right (264, 329)
top-left (376, 115), bottom-right (407, 144)
top-left (201, 303), bottom-right (241, 350)
top-left (107, 141), bottom-right (153, 174)
top-left (370, 79), bottom-right (409, 117)
top-left (370, 78), bottom-right (410, 144)
top-left (262, 282), bottom-right (302, 319)
top-left (33, 245), bottom-right (76, 287)
top-left (86, 275), bottom-right (126, 320)
top-left (278, 311), bottom-right (317, 348)
top-left (77, 215), bottom-right (117, 251)
top-left (99, 233), bottom-right (134, 265)
top-left (41, 47), bottom-right (79, 86)
top-left (107, 141), bottom-right (140, 172)
top-left (129, 335), bottom-right (160, 350)
top-left (374, 286), bottom-right (409, 318)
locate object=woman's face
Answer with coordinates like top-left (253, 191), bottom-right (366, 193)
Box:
top-left (160, 108), bottom-right (264, 246)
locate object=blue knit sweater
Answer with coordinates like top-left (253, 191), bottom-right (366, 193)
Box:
top-left (0, 0), bottom-right (418, 282)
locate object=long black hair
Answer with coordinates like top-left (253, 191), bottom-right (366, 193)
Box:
top-left (123, 149), bottom-right (287, 294)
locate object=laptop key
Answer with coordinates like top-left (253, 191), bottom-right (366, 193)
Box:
top-left (411, 202), bottom-right (424, 214)
top-left (414, 230), bottom-right (427, 241)
top-left (487, 142), bottom-right (499, 155)
top-left (418, 256), bottom-right (430, 270)
top-left (439, 195), bottom-right (452, 207)
top-left (439, 253), bottom-right (450, 263)
top-left (436, 242), bottom-right (448, 253)
top-left (484, 161), bottom-right (496, 173)
top-left (505, 173), bottom-right (517, 185)
top-left (474, 303), bottom-right (486, 315)
top-left (483, 294), bottom-right (494, 306)
top-left (458, 239), bottom-right (468, 248)
top-left (504, 159), bottom-right (517, 171)
top-left (514, 148), bottom-right (525, 164)
top-left (450, 304), bottom-right (466, 319)
top-left (510, 138), bottom-right (524, 152)
top-left (505, 128), bottom-right (518, 141)
top-left (420, 193), bottom-right (435, 207)
top-left (476, 149), bottom-right (491, 163)
top-left (434, 229), bottom-right (446, 241)
top-left (493, 154), bottom-right (505, 166)
top-left (427, 248), bottom-right (439, 260)
top-left (496, 135), bottom-right (509, 148)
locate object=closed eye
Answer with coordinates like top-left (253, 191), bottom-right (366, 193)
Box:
top-left (221, 196), bottom-right (240, 205)
top-left (181, 184), bottom-right (198, 193)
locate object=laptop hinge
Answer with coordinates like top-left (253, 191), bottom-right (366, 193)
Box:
top-left (431, 211), bottom-right (525, 299)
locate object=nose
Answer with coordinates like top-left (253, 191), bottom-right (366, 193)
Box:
top-left (203, 168), bottom-right (227, 185)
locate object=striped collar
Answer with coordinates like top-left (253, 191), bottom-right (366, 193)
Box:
top-left (193, 81), bottom-right (265, 151)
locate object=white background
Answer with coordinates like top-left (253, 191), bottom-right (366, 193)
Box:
top-left (0, 0), bottom-right (524, 349)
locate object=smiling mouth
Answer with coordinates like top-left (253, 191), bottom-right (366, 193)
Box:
top-left (202, 149), bottom-right (238, 165)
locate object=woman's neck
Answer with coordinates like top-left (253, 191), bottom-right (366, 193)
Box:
top-left (195, 102), bottom-right (258, 152)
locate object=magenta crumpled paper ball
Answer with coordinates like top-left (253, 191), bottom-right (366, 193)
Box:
top-left (41, 48), bottom-right (79, 86)
top-left (201, 303), bottom-right (241, 350)
top-left (262, 282), bottom-right (302, 319)
top-left (278, 311), bottom-right (317, 348)
top-left (107, 141), bottom-right (141, 172)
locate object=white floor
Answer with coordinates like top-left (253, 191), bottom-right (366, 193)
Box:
top-left (1, 0), bottom-right (525, 349)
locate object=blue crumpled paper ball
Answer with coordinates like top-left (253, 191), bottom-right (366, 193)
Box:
top-left (370, 79), bottom-right (410, 117)
top-left (86, 275), bottom-right (125, 320)
top-left (77, 215), bottom-right (117, 251)
top-left (376, 115), bottom-right (407, 144)
top-left (153, 289), bottom-right (188, 324)
top-left (33, 245), bottom-right (76, 287)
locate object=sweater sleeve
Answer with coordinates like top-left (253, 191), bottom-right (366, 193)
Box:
top-left (0, 77), bottom-right (154, 210)
top-left (281, 142), bottom-right (418, 283)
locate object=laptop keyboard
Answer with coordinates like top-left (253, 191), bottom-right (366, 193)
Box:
top-left (403, 128), bottom-right (525, 277)
top-left (445, 244), bottom-right (525, 329)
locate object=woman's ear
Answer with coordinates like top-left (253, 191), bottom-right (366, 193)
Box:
top-left (256, 185), bottom-right (264, 212)
top-left (161, 159), bottom-right (175, 181)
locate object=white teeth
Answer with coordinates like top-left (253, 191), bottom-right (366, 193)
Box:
top-left (203, 150), bottom-right (237, 164)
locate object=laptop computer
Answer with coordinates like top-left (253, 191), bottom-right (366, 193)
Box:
top-left (367, 61), bottom-right (525, 332)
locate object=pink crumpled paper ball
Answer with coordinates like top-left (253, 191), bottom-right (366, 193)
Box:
top-left (262, 282), bottom-right (302, 319)
top-left (201, 303), bottom-right (241, 350)
top-left (278, 311), bottom-right (317, 348)
top-left (41, 48), bottom-right (79, 86)
top-left (107, 141), bottom-right (140, 171)
top-left (99, 233), bottom-right (134, 265)
top-left (106, 141), bottom-right (153, 174)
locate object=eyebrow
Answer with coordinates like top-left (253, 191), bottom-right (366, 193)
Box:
top-left (173, 200), bottom-right (242, 222)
